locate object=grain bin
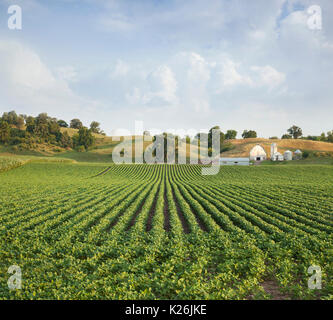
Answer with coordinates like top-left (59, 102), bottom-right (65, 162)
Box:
top-left (284, 150), bottom-right (293, 161)
top-left (294, 149), bottom-right (302, 160)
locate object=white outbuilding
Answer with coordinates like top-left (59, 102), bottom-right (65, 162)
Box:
top-left (219, 158), bottom-right (250, 166)
top-left (284, 150), bottom-right (293, 161)
top-left (271, 143), bottom-right (278, 157)
top-left (294, 149), bottom-right (302, 160)
top-left (271, 152), bottom-right (284, 161)
top-left (249, 144), bottom-right (267, 161)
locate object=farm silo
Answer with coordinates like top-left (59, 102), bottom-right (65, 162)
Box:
top-left (294, 149), bottom-right (302, 160)
top-left (284, 150), bottom-right (293, 161)
top-left (271, 143), bottom-right (277, 158)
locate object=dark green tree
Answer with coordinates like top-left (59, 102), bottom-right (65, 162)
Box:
top-left (327, 131), bottom-right (333, 143)
top-left (16, 116), bottom-right (25, 130)
top-left (49, 119), bottom-right (60, 135)
top-left (90, 121), bottom-right (101, 134)
top-left (242, 130), bottom-right (257, 139)
top-left (73, 127), bottom-right (94, 150)
top-left (225, 130), bottom-right (237, 140)
top-left (2, 111), bottom-right (18, 125)
top-left (208, 126), bottom-right (225, 150)
top-left (60, 131), bottom-right (72, 148)
top-left (70, 118), bottom-right (83, 129)
top-left (34, 113), bottom-right (50, 138)
top-left (0, 121), bottom-right (11, 143)
top-left (57, 120), bottom-right (68, 128)
top-left (287, 125), bottom-right (303, 139)
top-left (25, 116), bottom-right (36, 134)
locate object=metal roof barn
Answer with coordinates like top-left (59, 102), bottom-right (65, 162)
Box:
top-left (249, 145), bottom-right (267, 161)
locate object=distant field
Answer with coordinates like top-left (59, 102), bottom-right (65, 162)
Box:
top-left (261, 158), bottom-right (333, 166)
top-left (0, 162), bottom-right (332, 299)
top-left (2, 136), bottom-right (333, 163)
top-left (0, 157), bottom-right (25, 172)
top-left (0, 155), bottom-right (76, 172)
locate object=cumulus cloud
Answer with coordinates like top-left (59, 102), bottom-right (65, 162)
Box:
top-left (250, 65), bottom-right (286, 89)
top-left (55, 66), bottom-right (78, 83)
top-left (0, 41), bottom-right (57, 91)
top-left (0, 40), bottom-right (98, 121)
top-left (145, 65), bottom-right (178, 105)
top-left (99, 13), bottom-right (133, 32)
top-left (1, 0), bottom-right (333, 137)
top-left (175, 52), bottom-right (212, 113)
top-left (215, 59), bottom-right (253, 90)
top-left (111, 50), bottom-right (287, 126)
top-left (111, 59), bottom-right (130, 78)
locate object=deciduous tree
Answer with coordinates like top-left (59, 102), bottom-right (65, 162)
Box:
top-left (287, 125), bottom-right (303, 139)
top-left (70, 118), bottom-right (83, 129)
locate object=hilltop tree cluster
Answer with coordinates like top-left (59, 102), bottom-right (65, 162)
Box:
top-left (149, 126), bottom-right (237, 162)
top-left (281, 125), bottom-right (333, 143)
top-left (303, 131), bottom-right (333, 143)
top-left (0, 111), bottom-right (104, 152)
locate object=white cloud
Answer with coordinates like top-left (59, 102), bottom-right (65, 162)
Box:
top-left (0, 41), bottom-right (57, 91)
top-left (1, 0), bottom-right (333, 137)
top-left (99, 13), bottom-right (133, 32)
top-left (250, 65), bottom-right (286, 89)
top-left (111, 59), bottom-right (130, 78)
top-left (216, 59), bottom-right (253, 89)
top-left (125, 87), bottom-right (142, 105)
top-left (213, 58), bottom-right (285, 93)
top-left (185, 52), bottom-right (211, 83)
top-left (116, 51), bottom-right (286, 118)
top-left (0, 40), bottom-right (98, 121)
top-left (55, 66), bottom-right (78, 83)
top-left (172, 52), bottom-right (212, 113)
top-left (145, 65), bottom-right (178, 105)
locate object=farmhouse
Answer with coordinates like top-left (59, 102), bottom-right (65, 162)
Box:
top-left (219, 158), bottom-right (250, 166)
top-left (249, 144), bottom-right (267, 161)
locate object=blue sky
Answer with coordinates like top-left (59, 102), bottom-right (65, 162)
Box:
top-left (0, 0), bottom-right (332, 137)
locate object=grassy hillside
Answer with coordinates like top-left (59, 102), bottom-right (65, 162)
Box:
top-left (2, 134), bottom-right (333, 164)
top-left (0, 154), bottom-right (76, 172)
top-left (60, 127), bottom-right (107, 139)
top-left (54, 135), bottom-right (209, 163)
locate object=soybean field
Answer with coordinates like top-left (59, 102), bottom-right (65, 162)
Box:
top-left (0, 162), bottom-right (332, 299)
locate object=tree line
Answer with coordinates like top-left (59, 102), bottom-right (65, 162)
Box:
top-left (280, 125), bottom-right (333, 142)
top-left (1, 112), bottom-right (332, 154)
top-left (0, 111), bottom-right (105, 152)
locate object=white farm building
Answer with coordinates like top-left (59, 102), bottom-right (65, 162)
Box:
top-left (271, 152), bottom-right (284, 161)
top-left (249, 144), bottom-right (267, 161)
top-left (294, 149), bottom-right (303, 160)
top-left (219, 158), bottom-right (250, 166)
top-left (284, 150), bottom-right (293, 161)
top-left (270, 143), bottom-right (284, 161)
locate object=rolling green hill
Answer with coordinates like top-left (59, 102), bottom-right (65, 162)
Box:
top-left (1, 133), bottom-right (333, 164)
